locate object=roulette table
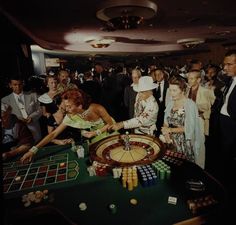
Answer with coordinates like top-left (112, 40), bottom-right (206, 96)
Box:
top-left (3, 135), bottom-right (227, 225)
top-left (89, 134), bottom-right (165, 167)
top-left (3, 151), bottom-right (79, 195)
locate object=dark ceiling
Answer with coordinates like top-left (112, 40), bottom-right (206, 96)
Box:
top-left (0, 0), bottom-right (236, 56)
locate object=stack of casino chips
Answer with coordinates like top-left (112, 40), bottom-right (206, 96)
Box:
top-left (22, 190), bottom-right (49, 207)
top-left (121, 167), bottom-right (138, 191)
top-left (136, 165), bottom-right (158, 187)
top-left (187, 195), bottom-right (218, 214)
top-left (152, 160), bottom-right (171, 180)
top-left (92, 161), bottom-right (109, 176)
top-left (162, 150), bottom-right (186, 166)
top-left (165, 150), bottom-right (187, 159)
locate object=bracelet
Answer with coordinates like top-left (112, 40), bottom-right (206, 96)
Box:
top-left (95, 129), bottom-right (102, 136)
top-left (29, 146), bottom-right (39, 154)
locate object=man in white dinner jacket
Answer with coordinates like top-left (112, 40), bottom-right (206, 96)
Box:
top-left (1, 76), bottom-right (42, 142)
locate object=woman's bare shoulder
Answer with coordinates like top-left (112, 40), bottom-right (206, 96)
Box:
top-left (90, 103), bottom-right (106, 113)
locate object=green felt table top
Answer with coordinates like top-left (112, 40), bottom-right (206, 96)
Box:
top-left (3, 144), bottom-right (226, 225)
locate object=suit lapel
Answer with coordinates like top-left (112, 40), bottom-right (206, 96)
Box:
top-left (24, 93), bottom-right (31, 114)
top-left (163, 81), bottom-right (169, 98)
top-left (228, 85), bottom-right (236, 113)
top-left (9, 93), bottom-right (22, 116)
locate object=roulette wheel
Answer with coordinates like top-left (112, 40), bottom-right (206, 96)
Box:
top-left (89, 133), bottom-right (165, 167)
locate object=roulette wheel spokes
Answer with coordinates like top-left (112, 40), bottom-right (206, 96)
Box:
top-left (90, 134), bottom-right (166, 167)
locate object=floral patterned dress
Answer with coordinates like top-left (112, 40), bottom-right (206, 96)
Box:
top-left (167, 107), bottom-right (195, 162)
top-left (123, 95), bottom-right (158, 135)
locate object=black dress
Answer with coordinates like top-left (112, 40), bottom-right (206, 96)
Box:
top-left (47, 115), bottom-right (82, 143)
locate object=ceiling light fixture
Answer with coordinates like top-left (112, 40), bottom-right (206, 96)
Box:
top-left (86, 38), bottom-right (116, 48)
top-left (96, 0), bottom-right (158, 30)
top-left (177, 38), bottom-right (205, 48)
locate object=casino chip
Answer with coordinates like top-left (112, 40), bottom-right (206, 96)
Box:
top-left (130, 198), bottom-right (138, 205)
top-left (59, 162), bottom-right (65, 168)
top-left (24, 201), bottom-right (31, 207)
top-left (43, 189), bottom-right (48, 195)
top-left (79, 202), bottom-right (87, 211)
top-left (108, 204), bottom-right (117, 214)
top-left (15, 176), bottom-right (21, 181)
top-left (168, 196), bottom-right (177, 205)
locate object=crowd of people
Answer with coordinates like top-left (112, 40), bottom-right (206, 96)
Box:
top-left (1, 51), bottom-right (236, 194)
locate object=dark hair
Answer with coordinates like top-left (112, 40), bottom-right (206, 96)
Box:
top-left (207, 64), bottom-right (219, 71)
top-left (154, 68), bottom-right (168, 80)
top-left (169, 76), bottom-right (187, 92)
top-left (9, 75), bottom-right (23, 82)
top-left (190, 59), bottom-right (201, 64)
top-left (83, 71), bottom-right (93, 80)
top-left (53, 94), bottom-right (62, 106)
top-left (95, 62), bottom-right (103, 67)
top-left (61, 89), bottom-right (91, 109)
top-left (225, 49), bottom-right (236, 57)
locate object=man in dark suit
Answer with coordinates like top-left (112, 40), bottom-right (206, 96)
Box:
top-left (93, 63), bottom-right (108, 84)
top-left (79, 71), bottom-right (101, 103)
top-left (219, 50), bottom-right (236, 183)
top-left (152, 68), bottom-right (169, 136)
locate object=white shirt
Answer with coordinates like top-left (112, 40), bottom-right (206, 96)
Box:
top-left (156, 80), bottom-right (164, 102)
top-left (13, 92), bottom-right (28, 119)
top-left (220, 77), bottom-right (236, 116)
top-left (131, 83), bottom-right (138, 92)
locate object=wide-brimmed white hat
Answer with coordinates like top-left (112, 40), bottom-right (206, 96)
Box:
top-left (133, 76), bottom-right (158, 92)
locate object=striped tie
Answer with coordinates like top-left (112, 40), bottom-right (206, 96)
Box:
top-left (18, 95), bottom-right (24, 106)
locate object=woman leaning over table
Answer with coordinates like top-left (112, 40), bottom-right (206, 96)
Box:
top-left (21, 89), bottom-right (117, 163)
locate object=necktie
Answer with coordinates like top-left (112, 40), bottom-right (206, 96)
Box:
top-left (17, 95), bottom-right (28, 119)
top-left (156, 82), bottom-right (161, 100)
top-left (18, 95), bottom-right (24, 106)
top-left (188, 87), bottom-right (192, 99)
top-left (223, 78), bottom-right (233, 102)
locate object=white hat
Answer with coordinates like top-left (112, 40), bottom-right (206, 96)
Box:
top-left (133, 76), bottom-right (158, 92)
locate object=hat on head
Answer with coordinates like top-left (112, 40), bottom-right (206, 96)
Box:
top-left (133, 76), bottom-right (158, 92)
